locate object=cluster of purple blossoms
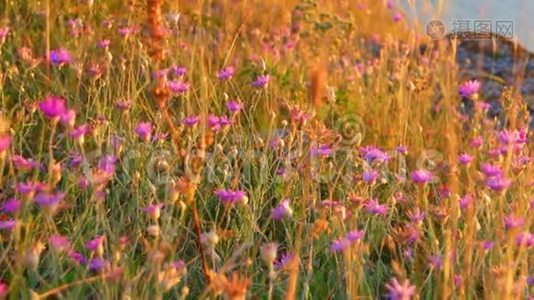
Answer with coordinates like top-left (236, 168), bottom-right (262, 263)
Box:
top-left (207, 115), bottom-right (231, 131)
top-left (330, 229), bottom-right (364, 252)
top-left (360, 146), bottom-right (390, 163)
top-left (364, 198), bottom-right (388, 215)
top-left (12, 155), bottom-right (40, 171)
top-left (215, 188), bottom-right (247, 205)
top-left (479, 163), bottom-right (511, 192)
top-left (16, 180), bottom-right (48, 196)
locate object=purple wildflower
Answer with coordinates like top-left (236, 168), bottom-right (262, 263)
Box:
top-left (271, 199), bottom-right (293, 220)
top-left (49, 234), bottom-right (71, 252)
top-left (364, 198), bottom-right (388, 215)
top-left (481, 240), bottom-right (494, 251)
top-left (429, 255), bottom-right (443, 269)
top-left (49, 48), bottom-right (72, 65)
top-left (115, 99), bottom-right (132, 111)
top-left (118, 26), bottom-right (137, 37)
top-left (0, 135), bottom-right (11, 154)
top-left (168, 80), bottom-right (189, 94)
top-left (459, 194), bottom-right (473, 210)
top-left (12, 155), bottom-right (39, 171)
top-left (410, 169), bottom-right (433, 184)
top-left (170, 66), bottom-right (186, 77)
top-left (497, 130), bottom-right (519, 145)
top-left (385, 278), bottom-right (416, 300)
top-left (396, 145), bottom-right (408, 155)
top-left (227, 100), bottom-right (242, 113)
top-left (251, 74), bottom-right (269, 88)
top-left (60, 109), bottom-right (76, 128)
top-left (346, 229), bottom-right (365, 242)
top-left (469, 136), bottom-right (483, 148)
top-left (70, 124), bottom-right (91, 142)
top-left (16, 180), bottom-right (47, 195)
top-left (215, 188), bottom-right (246, 205)
top-left (98, 155), bottom-right (117, 175)
top-left (458, 153), bottom-right (473, 165)
top-left (34, 192), bottom-right (64, 210)
top-left (362, 169), bottom-right (379, 184)
top-left (135, 122), bottom-right (152, 142)
top-left (0, 26), bottom-right (9, 44)
top-left (85, 235), bottom-right (105, 252)
top-left (2, 198), bottom-right (21, 214)
top-left (459, 80), bottom-right (480, 99)
top-left (0, 219), bottom-right (16, 231)
top-left (515, 232), bottom-right (533, 247)
top-left (88, 257), bottom-right (108, 272)
top-left (217, 66), bottom-right (235, 80)
top-left (485, 176), bottom-right (511, 192)
top-left (182, 115), bottom-right (199, 127)
top-left (311, 144), bottom-right (332, 157)
top-left (274, 252), bottom-right (295, 270)
top-left (330, 239), bottom-right (350, 252)
top-left (143, 203), bottom-right (163, 221)
top-left (39, 96), bottom-right (68, 120)
top-left (97, 39), bottom-right (110, 49)
top-left (207, 115), bottom-right (221, 131)
top-left (0, 280), bottom-right (7, 298)
top-left (68, 251), bottom-right (87, 265)
top-left (504, 214), bottom-right (525, 230)
top-left (480, 163), bottom-right (502, 177)
top-left (407, 207), bottom-right (425, 223)
top-left (392, 12), bottom-right (403, 22)
top-left (360, 146), bottom-right (390, 163)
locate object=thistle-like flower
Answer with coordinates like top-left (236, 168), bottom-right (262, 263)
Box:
top-left (385, 278), bottom-right (416, 300)
top-left (39, 96), bottom-right (68, 121)
top-left (271, 199), bottom-right (293, 220)
top-left (459, 80), bottom-right (480, 99)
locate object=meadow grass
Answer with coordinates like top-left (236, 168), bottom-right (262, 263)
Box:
top-left (0, 0), bottom-right (532, 299)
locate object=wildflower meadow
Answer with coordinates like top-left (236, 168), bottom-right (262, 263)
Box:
top-left (0, 0), bottom-right (532, 299)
